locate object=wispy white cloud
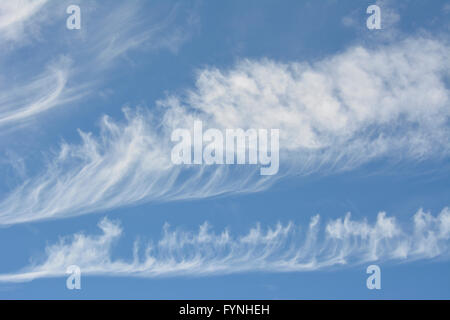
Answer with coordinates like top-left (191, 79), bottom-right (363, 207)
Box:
top-left (0, 36), bottom-right (449, 225)
top-left (342, 0), bottom-right (402, 42)
top-left (444, 3), bottom-right (450, 14)
top-left (0, 107), bottom-right (269, 225)
top-left (0, 0), bottom-right (198, 129)
top-left (0, 0), bottom-right (49, 44)
top-left (342, 0), bottom-right (400, 28)
top-left (170, 37), bottom-right (449, 160)
top-left (88, 1), bottom-right (197, 68)
top-left (0, 57), bottom-right (85, 127)
top-left (1, 207), bottom-right (449, 282)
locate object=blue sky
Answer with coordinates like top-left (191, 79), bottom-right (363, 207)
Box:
top-left (0, 0), bottom-right (449, 299)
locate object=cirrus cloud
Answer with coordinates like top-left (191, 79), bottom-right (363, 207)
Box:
top-left (0, 36), bottom-right (449, 225)
top-left (0, 207), bottom-right (449, 282)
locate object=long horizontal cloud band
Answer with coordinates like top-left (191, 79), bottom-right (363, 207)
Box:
top-left (0, 207), bottom-right (449, 282)
top-left (0, 36), bottom-right (449, 225)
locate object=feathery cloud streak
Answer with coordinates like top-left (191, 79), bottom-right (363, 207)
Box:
top-left (0, 1), bottom-right (197, 128)
top-left (0, 57), bottom-right (80, 127)
top-left (0, 207), bottom-right (449, 282)
top-left (0, 36), bottom-right (449, 225)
